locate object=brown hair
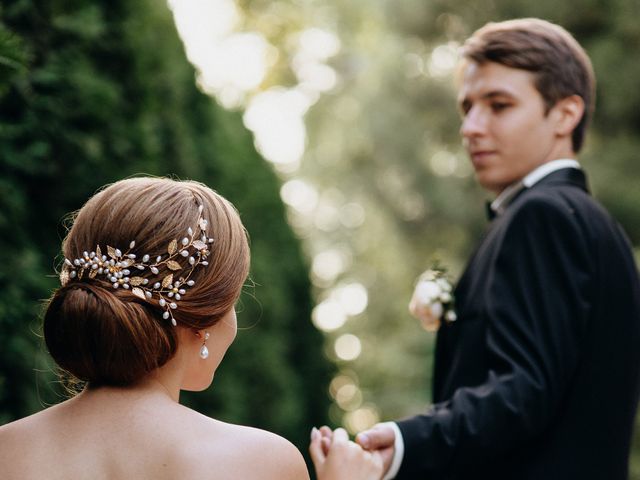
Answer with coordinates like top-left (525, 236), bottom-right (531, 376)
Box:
top-left (461, 18), bottom-right (595, 152)
top-left (44, 177), bottom-right (250, 387)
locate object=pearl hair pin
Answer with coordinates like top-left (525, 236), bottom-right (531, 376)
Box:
top-left (59, 204), bottom-right (214, 326)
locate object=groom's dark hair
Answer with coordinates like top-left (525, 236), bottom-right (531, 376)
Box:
top-left (461, 18), bottom-right (595, 153)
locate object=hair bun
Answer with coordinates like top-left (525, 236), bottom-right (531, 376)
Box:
top-left (44, 282), bottom-right (177, 386)
top-left (46, 177), bottom-right (250, 386)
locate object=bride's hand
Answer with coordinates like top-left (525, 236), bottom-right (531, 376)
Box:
top-left (310, 427), bottom-right (383, 480)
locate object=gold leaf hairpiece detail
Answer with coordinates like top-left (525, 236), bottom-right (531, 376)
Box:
top-left (166, 261), bottom-right (182, 271)
top-left (60, 205), bottom-right (214, 326)
top-left (131, 287), bottom-right (146, 300)
top-left (168, 239), bottom-right (177, 255)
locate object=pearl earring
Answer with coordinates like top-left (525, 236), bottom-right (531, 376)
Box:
top-left (199, 332), bottom-right (210, 359)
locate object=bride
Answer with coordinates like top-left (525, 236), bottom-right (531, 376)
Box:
top-left (0, 177), bottom-right (381, 480)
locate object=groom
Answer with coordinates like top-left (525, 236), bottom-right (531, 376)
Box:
top-left (355, 18), bottom-right (640, 479)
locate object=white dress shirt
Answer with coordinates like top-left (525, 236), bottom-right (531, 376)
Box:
top-left (490, 158), bottom-right (580, 215)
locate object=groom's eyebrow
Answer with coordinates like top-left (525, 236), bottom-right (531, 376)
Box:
top-left (458, 90), bottom-right (517, 112)
top-left (482, 90), bottom-right (516, 99)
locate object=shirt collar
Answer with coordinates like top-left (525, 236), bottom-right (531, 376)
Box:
top-left (490, 158), bottom-right (581, 216)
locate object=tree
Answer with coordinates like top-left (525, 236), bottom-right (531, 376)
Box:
top-left (0, 0), bottom-right (330, 458)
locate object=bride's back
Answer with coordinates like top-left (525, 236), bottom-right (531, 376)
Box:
top-left (0, 387), bottom-right (306, 480)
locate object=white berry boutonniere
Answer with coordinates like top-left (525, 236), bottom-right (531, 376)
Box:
top-left (409, 267), bottom-right (456, 332)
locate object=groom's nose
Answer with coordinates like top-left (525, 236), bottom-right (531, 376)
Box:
top-left (460, 105), bottom-right (488, 139)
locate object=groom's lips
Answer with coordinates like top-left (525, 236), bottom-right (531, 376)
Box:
top-left (469, 150), bottom-right (496, 168)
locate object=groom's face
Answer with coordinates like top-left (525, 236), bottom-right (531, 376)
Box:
top-left (458, 61), bottom-right (562, 194)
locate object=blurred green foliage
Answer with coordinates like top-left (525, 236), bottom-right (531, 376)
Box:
top-left (0, 0), bottom-right (330, 460)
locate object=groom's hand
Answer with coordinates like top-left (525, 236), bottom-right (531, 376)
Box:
top-left (356, 423), bottom-right (396, 476)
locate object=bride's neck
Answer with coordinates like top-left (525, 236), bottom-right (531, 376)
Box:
top-left (77, 359), bottom-right (185, 404)
top-left (72, 341), bottom-right (189, 405)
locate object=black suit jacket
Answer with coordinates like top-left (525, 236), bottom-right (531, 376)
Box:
top-left (396, 168), bottom-right (640, 479)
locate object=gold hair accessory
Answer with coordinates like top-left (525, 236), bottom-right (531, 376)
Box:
top-left (59, 204), bottom-right (214, 326)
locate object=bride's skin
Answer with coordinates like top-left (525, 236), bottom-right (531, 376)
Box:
top-left (0, 308), bottom-right (383, 480)
top-left (0, 308), bottom-right (308, 480)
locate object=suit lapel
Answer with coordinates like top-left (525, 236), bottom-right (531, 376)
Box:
top-left (489, 168), bottom-right (590, 221)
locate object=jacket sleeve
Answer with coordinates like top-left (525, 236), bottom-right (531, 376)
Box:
top-left (396, 195), bottom-right (594, 478)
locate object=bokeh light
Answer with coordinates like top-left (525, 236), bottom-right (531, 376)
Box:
top-left (343, 405), bottom-right (380, 434)
top-left (312, 299), bottom-right (347, 332)
top-left (312, 249), bottom-right (348, 283)
top-left (334, 333), bottom-right (362, 361)
top-left (333, 283), bottom-right (368, 316)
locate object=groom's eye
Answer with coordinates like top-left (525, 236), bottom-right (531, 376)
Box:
top-left (490, 102), bottom-right (511, 112)
top-left (459, 99), bottom-right (472, 116)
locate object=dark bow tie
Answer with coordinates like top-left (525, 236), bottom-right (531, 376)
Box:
top-left (485, 201), bottom-right (496, 221)
top-left (485, 180), bottom-right (527, 221)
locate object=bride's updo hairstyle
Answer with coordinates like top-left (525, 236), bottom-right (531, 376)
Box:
top-left (44, 177), bottom-right (250, 387)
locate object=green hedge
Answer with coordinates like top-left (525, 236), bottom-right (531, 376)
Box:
top-left (0, 0), bottom-right (331, 458)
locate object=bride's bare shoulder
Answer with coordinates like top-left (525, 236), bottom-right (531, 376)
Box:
top-left (195, 416), bottom-right (310, 480)
top-left (0, 405), bottom-right (62, 476)
top-left (0, 402), bottom-right (310, 480)
top-left (0, 404), bottom-right (58, 441)
top-left (0, 413), bottom-right (27, 447)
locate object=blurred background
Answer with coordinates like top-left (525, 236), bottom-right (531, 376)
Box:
top-left (1, 0), bottom-right (640, 476)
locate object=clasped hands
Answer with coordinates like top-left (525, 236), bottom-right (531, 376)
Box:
top-left (309, 423), bottom-right (396, 480)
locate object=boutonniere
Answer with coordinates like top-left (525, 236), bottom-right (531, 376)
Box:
top-left (409, 266), bottom-right (456, 332)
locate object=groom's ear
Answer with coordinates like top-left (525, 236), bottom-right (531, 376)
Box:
top-left (551, 95), bottom-right (584, 141)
